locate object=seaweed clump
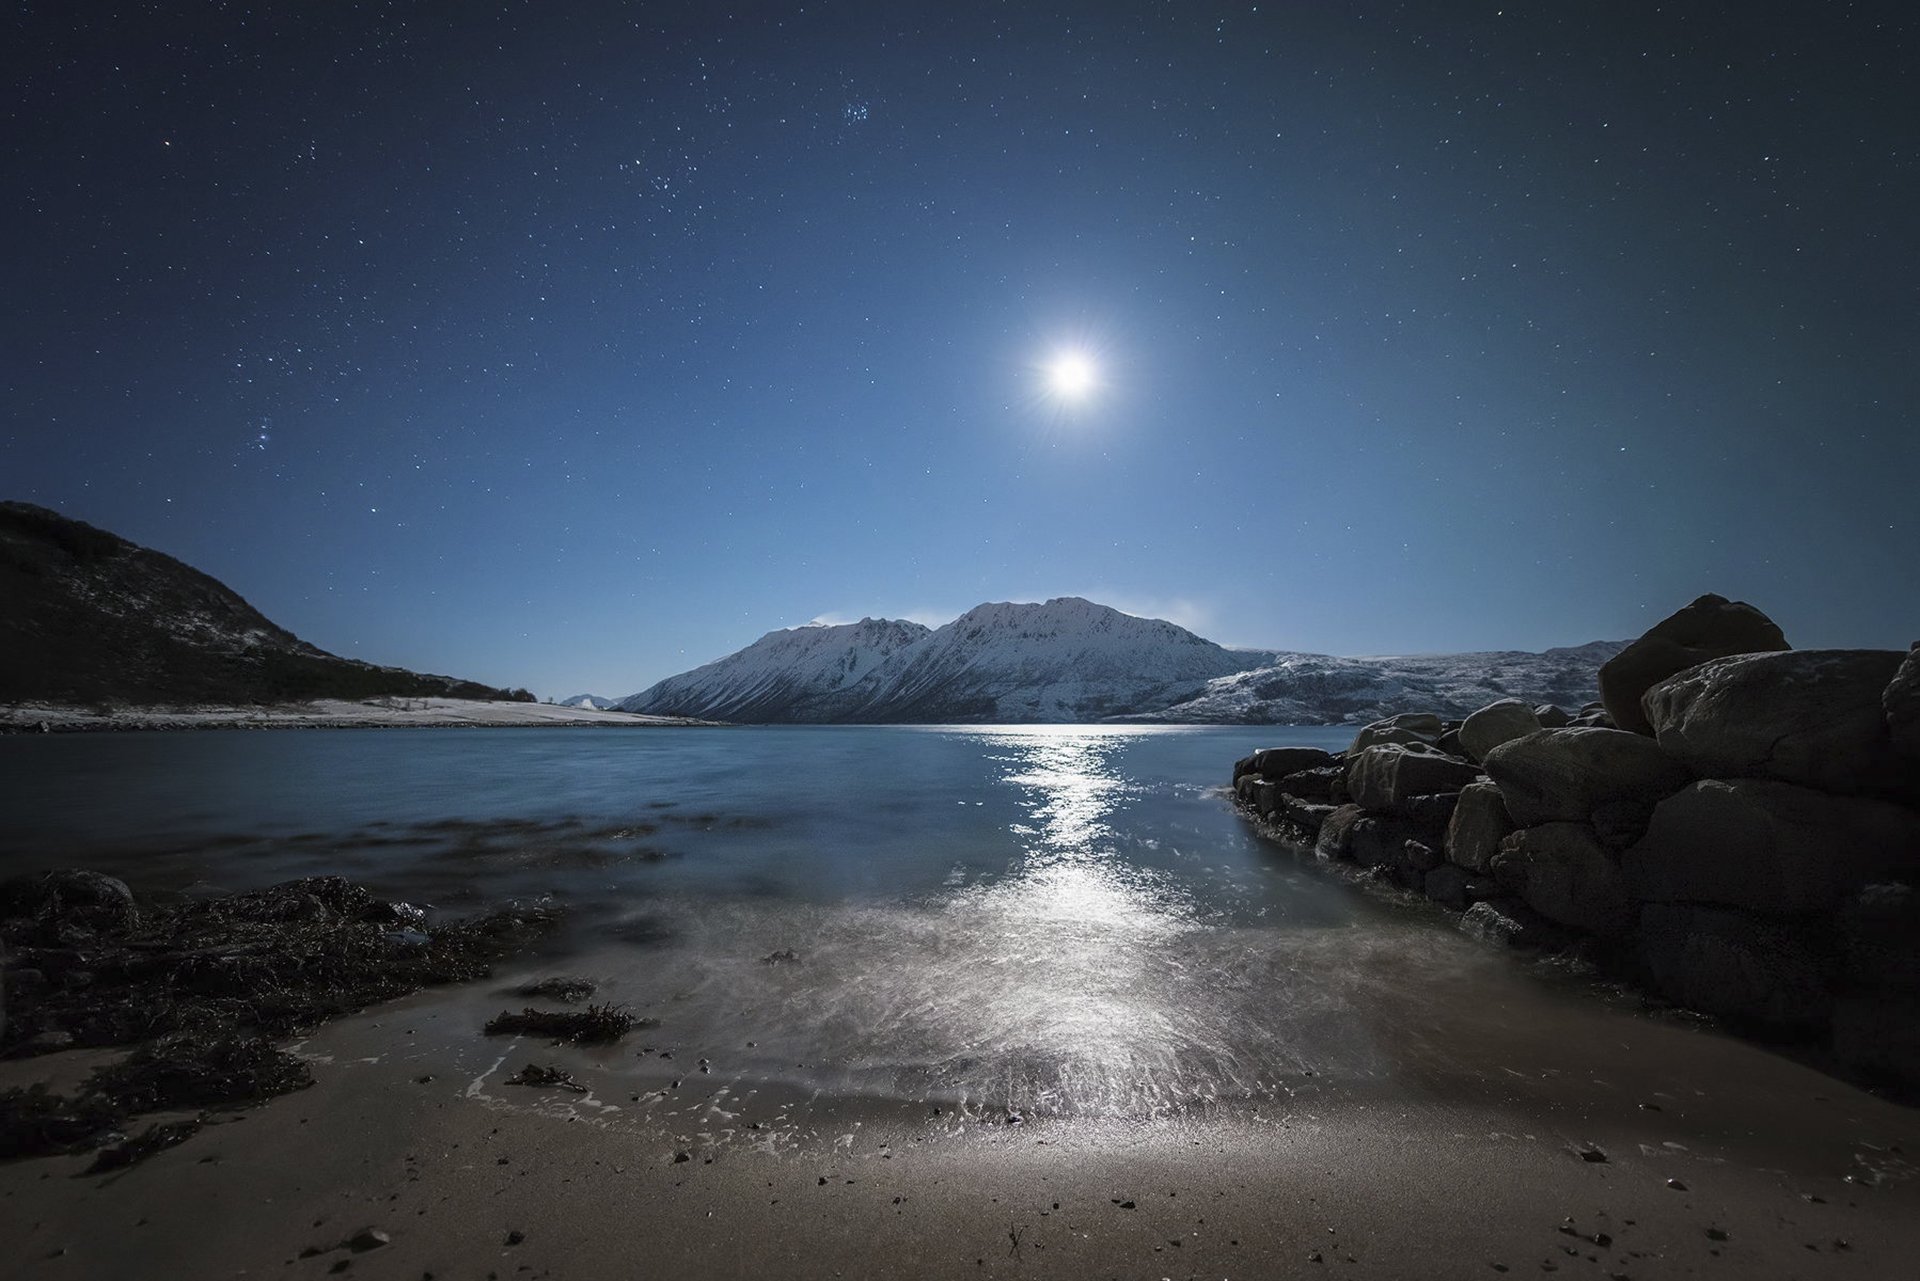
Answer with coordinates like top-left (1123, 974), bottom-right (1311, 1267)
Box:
top-left (0, 867), bottom-right (562, 1165)
top-left (484, 1004), bottom-right (639, 1043)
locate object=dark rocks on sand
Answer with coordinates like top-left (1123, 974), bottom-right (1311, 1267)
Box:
top-left (1491, 822), bottom-right (1635, 937)
top-left (483, 1005), bottom-right (638, 1044)
top-left (1458, 898), bottom-right (1565, 949)
top-left (1643, 649), bottom-right (1911, 800)
top-left (1345, 743), bottom-right (1482, 814)
top-left (0, 869), bottom-right (138, 935)
top-left (1637, 904), bottom-right (1831, 1032)
top-left (1622, 779), bottom-right (1920, 916)
top-left (1459, 699), bottom-right (1544, 764)
top-left (1482, 727), bottom-right (1692, 827)
top-left (1443, 781), bottom-right (1514, 874)
top-left (1598, 593), bottom-right (1790, 736)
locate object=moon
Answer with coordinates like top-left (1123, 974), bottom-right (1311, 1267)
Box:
top-left (1045, 351), bottom-right (1098, 401)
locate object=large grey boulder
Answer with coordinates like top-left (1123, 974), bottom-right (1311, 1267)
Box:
top-left (1459, 699), bottom-right (1544, 764)
top-left (1887, 643), bottom-right (1920, 758)
top-left (1482, 727), bottom-right (1692, 826)
top-left (1347, 713), bottom-right (1444, 754)
top-left (1622, 779), bottom-right (1920, 916)
top-left (1315, 804), bottom-right (1366, 861)
top-left (1444, 781), bottom-right (1514, 873)
top-left (1490, 822), bottom-right (1635, 937)
top-left (1599, 594), bottom-right (1790, 736)
top-left (1643, 649), bottom-right (1910, 799)
top-left (1638, 904), bottom-right (1832, 1031)
top-left (1234, 746), bottom-right (1337, 783)
top-left (1832, 995), bottom-right (1920, 1088)
top-left (1345, 743), bottom-right (1482, 814)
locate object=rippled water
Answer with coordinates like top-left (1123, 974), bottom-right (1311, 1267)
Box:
top-left (1, 724), bottom-right (1639, 1117)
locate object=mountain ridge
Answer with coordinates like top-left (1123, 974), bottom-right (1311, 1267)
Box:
top-left (619, 597), bottom-right (1626, 724)
top-left (0, 501), bottom-right (532, 707)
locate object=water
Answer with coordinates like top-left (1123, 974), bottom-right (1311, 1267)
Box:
top-left (0, 725), bottom-right (1755, 1120)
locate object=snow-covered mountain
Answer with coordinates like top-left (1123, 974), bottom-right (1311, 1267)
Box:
top-left (618, 596), bottom-right (1621, 724)
top-left (621, 616), bottom-right (933, 722)
top-left (556, 694), bottom-right (617, 710)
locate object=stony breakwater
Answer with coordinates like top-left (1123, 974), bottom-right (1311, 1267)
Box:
top-left (1233, 593), bottom-right (1920, 1090)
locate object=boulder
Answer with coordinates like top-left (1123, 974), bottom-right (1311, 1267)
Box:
top-left (1482, 727), bottom-right (1692, 826)
top-left (0, 869), bottom-right (138, 934)
top-left (1345, 743), bottom-right (1482, 814)
top-left (1598, 593), bottom-right (1790, 736)
top-left (1622, 779), bottom-right (1920, 916)
top-left (1443, 781), bottom-right (1514, 873)
top-left (1637, 904), bottom-right (1831, 1032)
top-left (1315, 804), bottom-right (1365, 861)
top-left (1347, 713), bottom-right (1444, 754)
top-left (1837, 883), bottom-right (1920, 991)
top-left (1534, 704), bottom-right (1573, 729)
top-left (1251, 779), bottom-right (1284, 818)
top-left (1459, 699), bottom-right (1544, 764)
top-left (1491, 822), bottom-right (1635, 937)
top-left (1278, 796), bottom-right (1337, 836)
top-left (1458, 898), bottom-right (1567, 949)
top-left (1644, 649), bottom-right (1910, 799)
top-left (1887, 643), bottom-right (1920, 758)
top-left (1348, 814), bottom-right (1428, 870)
top-left (1590, 798), bottom-right (1654, 851)
top-left (1402, 839), bottom-right (1444, 874)
top-left (1400, 791), bottom-right (1461, 836)
top-left (1235, 746), bottom-right (1337, 783)
top-left (1832, 995), bottom-right (1920, 1088)
top-left (1275, 765), bottom-right (1342, 802)
top-left (1423, 862), bottom-right (1494, 911)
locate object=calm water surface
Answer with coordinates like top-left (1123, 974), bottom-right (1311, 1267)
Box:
top-left (0, 725), bottom-right (1791, 1123)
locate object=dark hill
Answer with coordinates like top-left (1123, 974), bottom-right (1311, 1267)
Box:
top-left (0, 502), bottom-right (530, 707)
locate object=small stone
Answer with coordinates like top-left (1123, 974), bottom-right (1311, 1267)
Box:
top-left (504, 1229), bottom-right (525, 1246)
top-left (1577, 1145), bottom-right (1608, 1163)
top-left (347, 1228), bottom-right (390, 1253)
top-left (1705, 1227), bottom-right (1729, 1242)
top-left (1667, 1178), bottom-right (1688, 1191)
top-left (1308, 1249), bottom-right (1323, 1263)
top-left (673, 1151), bottom-right (690, 1163)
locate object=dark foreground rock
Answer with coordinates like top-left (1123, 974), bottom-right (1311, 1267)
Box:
top-left (1597, 593), bottom-right (1790, 735)
top-left (0, 869), bottom-right (560, 1162)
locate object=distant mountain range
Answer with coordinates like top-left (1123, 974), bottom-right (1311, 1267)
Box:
top-left (0, 502), bottom-right (531, 707)
top-left (618, 596), bottom-right (1625, 724)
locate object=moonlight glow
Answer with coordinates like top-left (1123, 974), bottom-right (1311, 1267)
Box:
top-left (1046, 351), bottom-right (1098, 400)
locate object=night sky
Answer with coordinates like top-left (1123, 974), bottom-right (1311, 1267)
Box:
top-left (6, 2), bottom-right (1915, 698)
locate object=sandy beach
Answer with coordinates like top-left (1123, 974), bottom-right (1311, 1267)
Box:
top-left (7, 961), bottom-right (1918, 1281)
top-left (0, 698), bottom-right (712, 733)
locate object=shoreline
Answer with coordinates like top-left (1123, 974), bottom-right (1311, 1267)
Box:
top-left (0, 697), bottom-right (720, 733)
top-left (8, 973), bottom-right (1919, 1280)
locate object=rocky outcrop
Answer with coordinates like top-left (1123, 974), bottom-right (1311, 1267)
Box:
top-left (1482, 728), bottom-right (1692, 826)
top-left (1597, 594), bottom-right (1789, 735)
top-left (1228, 591), bottom-right (1920, 1091)
top-left (1645, 649), bottom-right (1911, 800)
top-left (1459, 699), bottom-right (1542, 763)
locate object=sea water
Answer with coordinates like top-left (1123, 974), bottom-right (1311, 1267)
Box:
top-left (0, 724), bottom-right (1670, 1118)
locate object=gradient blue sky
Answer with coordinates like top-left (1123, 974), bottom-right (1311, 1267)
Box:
top-left (5, 2), bottom-right (1915, 698)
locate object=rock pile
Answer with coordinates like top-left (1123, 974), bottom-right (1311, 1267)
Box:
top-left (1232, 594), bottom-right (1920, 1090)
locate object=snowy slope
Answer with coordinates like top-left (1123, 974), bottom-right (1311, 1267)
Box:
top-left (619, 598), bottom-right (1624, 725)
top-left (618, 617), bottom-right (933, 721)
top-left (1139, 642), bottom-right (1622, 724)
top-left (556, 694), bottom-right (617, 709)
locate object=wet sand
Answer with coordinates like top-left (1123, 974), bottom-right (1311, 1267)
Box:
top-left (7, 977), bottom-right (1917, 1281)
